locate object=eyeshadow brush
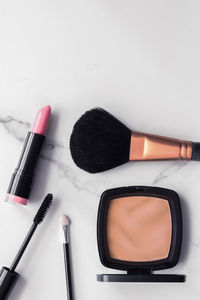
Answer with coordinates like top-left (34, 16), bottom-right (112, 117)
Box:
top-left (0, 193), bottom-right (53, 300)
top-left (59, 215), bottom-right (73, 300)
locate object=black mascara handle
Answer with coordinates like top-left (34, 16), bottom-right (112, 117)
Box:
top-left (63, 244), bottom-right (73, 300)
top-left (10, 223), bottom-right (37, 272)
top-left (191, 142), bottom-right (200, 161)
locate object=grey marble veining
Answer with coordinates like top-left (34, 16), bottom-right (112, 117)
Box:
top-left (152, 161), bottom-right (189, 185)
top-left (0, 114), bottom-right (109, 195)
top-left (0, 115), bottom-right (30, 142)
top-left (0, 114), bottom-right (191, 194)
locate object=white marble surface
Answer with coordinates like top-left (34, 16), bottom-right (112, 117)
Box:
top-left (0, 0), bottom-right (200, 299)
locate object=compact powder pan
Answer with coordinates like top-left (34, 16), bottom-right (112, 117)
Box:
top-left (97, 186), bottom-right (185, 282)
top-left (107, 195), bottom-right (172, 263)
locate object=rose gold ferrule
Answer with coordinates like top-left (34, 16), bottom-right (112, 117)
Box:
top-left (129, 131), bottom-right (192, 161)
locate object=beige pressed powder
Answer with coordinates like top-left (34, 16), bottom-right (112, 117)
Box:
top-left (107, 196), bottom-right (172, 262)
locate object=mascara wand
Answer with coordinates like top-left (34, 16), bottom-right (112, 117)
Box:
top-left (0, 193), bottom-right (53, 300)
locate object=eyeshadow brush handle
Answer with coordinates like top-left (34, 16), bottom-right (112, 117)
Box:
top-left (63, 242), bottom-right (73, 300)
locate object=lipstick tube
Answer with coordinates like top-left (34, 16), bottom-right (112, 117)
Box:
top-left (5, 105), bottom-right (51, 206)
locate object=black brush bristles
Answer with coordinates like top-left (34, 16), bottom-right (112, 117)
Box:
top-left (70, 108), bottom-right (132, 173)
top-left (33, 193), bottom-right (53, 225)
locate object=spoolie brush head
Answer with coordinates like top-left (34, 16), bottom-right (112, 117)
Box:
top-left (33, 193), bottom-right (53, 225)
top-left (70, 108), bottom-right (132, 173)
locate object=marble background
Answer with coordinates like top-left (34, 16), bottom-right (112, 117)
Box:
top-left (0, 0), bottom-right (200, 299)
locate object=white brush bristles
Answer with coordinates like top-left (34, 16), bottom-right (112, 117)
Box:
top-left (59, 215), bottom-right (70, 243)
top-left (59, 215), bottom-right (70, 226)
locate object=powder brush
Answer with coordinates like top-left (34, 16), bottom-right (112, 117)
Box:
top-left (70, 107), bottom-right (200, 173)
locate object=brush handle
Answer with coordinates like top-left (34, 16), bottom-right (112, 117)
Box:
top-left (63, 243), bottom-right (73, 300)
top-left (10, 223), bottom-right (37, 272)
top-left (130, 132), bottom-right (193, 161)
top-left (191, 142), bottom-right (200, 160)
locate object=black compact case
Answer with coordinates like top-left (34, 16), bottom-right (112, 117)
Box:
top-left (97, 186), bottom-right (185, 282)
